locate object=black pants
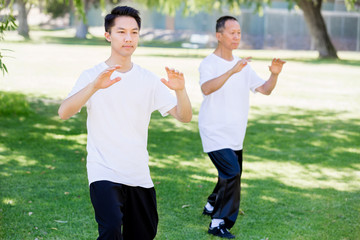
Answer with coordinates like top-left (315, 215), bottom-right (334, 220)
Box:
top-left (207, 149), bottom-right (243, 229)
top-left (90, 181), bottom-right (158, 240)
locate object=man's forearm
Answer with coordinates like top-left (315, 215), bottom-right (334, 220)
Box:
top-left (174, 88), bottom-right (192, 123)
top-left (257, 73), bottom-right (278, 95)
top-left (58, 82), bottom-right (98, 120)
top-left (265, 73), bottom-right (279, 94)
top-left (201, 70), bottom-right (233, 96)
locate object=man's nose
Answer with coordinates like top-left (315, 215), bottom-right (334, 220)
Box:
top-left (125, 33), bottom-right (132, 42)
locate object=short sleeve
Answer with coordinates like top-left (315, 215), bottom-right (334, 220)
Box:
top-left (199, 61), bottom-right (215, 86)
top-left (65, 71), bottom-right (93, 110)
top-left (67, 71), bottom-right (92, 99)
top-left (153, 80), bottom-right (177, 117)
top-left (247, 65), bottom-right (266, 93)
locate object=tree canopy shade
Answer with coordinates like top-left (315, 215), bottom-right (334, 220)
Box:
top-left (138, 0), bottom-right (360, 59)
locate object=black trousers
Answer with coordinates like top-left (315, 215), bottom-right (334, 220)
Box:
top-left (90, 181), bottom-right (158, 240)
top-left (207, 149), bottom-right (243, 229)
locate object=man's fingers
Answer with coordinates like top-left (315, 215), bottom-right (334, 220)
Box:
top-left (165, 67), bottom-right (175, 72)
top-left (102, 65), bottom-right (121, 76)
top-left (109, 77), bottom-right (121, 84)
top-left (112, 77), bottom-right (121, 82)
top-left (165, 66), bottom-right (183, 77)
top-left (272, 58), bottom-right (286, 65)
top-left (245, 56), bottom-right (252, 62)
top-left (160, 78), bottom-right (170, 88)
top-left (240, 61), bottom-right (248, 66)
top-left (108, 65), bottom-right (121, 71)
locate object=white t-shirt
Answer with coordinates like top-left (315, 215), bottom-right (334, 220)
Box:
top-left (198, 54), bottom-right (265, 153)
top-left (67, 62), bottom-right (177, 188)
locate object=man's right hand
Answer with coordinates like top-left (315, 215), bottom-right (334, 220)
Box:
top-left (230, 57), bottom-right (251, 74)
top-left (93, 65), bottom-right (122, 90)
top-left (58, 65), bottom-right (122, 120)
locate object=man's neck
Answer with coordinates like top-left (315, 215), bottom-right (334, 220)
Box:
top-left (105, 55), bottom-right (133, 73)
top-left (213, 46), bottom-right (233, 61)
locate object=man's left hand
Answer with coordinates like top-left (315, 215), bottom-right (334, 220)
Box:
top-left (161, 67), bottom-right (185, 91)
top-left (269, 58), bottom-right (286, 75)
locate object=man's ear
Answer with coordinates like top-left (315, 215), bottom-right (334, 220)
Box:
top-left (215, 32), bottom-right (221, 41)
top-left (105, 32), bottom-right (111, 42)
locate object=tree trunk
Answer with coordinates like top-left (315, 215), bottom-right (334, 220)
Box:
top-left (17, 0), bottom-right (30, 39)
top-left (75, 21), bottom-right (88, 39)
top-left (297, 0), bottom-right (338, 59)
top-left (165, 15), bottom-right (175, 30)
top-left (75, 0), bottom-right (90, 39)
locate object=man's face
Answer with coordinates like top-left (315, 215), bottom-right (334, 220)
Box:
top-left (105, 16), bottom-right (139, 57)
top-left (217, 20), bottom-right (241, 50)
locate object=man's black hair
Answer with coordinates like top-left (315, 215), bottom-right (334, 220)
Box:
top-left (105, 6), bottom-right (141, 33)
top-left (216, 16), bottom-right (238, 33)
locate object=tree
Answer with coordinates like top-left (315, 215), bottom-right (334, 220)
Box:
top-left (0, 1), bottom-right (17, 75)
top-left (15, 0), bottom-right (31, 39)
top-left (137, 0), bottom-right (359, 59)
top-left (74, 0), bottom-right (92, 39)
top-left (73, 0), bottom-right (122, 39)
top-left (296, 0), bottom-right (338, 58)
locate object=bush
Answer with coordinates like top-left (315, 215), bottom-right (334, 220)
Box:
top-left (0, 91), bottom-right (32, 116)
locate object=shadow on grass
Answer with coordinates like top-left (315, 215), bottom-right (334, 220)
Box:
top-left (0, 92), bottom-right (359, 239)
top-left (245, 106), bottom-right (360, 169)
top-left (0, 93), bottom-right (94, 239)
top-left (146, 105), bottom-right (360, 239)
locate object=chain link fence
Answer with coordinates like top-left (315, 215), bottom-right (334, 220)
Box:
top-left (237, 8), bottom-right (360, 51)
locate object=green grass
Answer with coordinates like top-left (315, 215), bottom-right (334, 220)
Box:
top-left (1, 93), bottom-right (359, 240)
top-left (1, 32), bottom-right (360, 239)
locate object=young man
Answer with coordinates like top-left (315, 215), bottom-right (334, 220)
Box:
top-left (198, 16), bottom-right (285, 238)
top-left (58, 6), bottom-right (192, 240)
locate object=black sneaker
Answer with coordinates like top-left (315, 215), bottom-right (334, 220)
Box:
top-left (208, 222), bottom-right (235, 239)
top-left (202, 207), bottom-right (213, 216)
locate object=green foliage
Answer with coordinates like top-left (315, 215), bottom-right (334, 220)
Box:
top-left (136, 0), bottom-right (264, 15)
top-left (44, 0), bottom-right (71, 18)
top-left (0, 91), bottom-right (32, 116)
top-left (71, 0), bottom-right (85, 22)
top-left (0, 6), bottom-right (17, 76)
top-left (344, 0), bottom-right (360, 10)
top-left (137, 0), bottom-right (359, 15)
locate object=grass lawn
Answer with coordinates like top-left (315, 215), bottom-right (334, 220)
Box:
top-left (1, 30), bottom-right (360, 239)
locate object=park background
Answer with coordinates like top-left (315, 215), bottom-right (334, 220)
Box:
top-left (1, 0), bottom-right (360, 239)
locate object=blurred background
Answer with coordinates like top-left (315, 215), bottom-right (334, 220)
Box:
top-left (2, 0), bottom-right (360, 51)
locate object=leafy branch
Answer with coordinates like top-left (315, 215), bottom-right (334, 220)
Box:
top-left (0, 12), bottom-right (17, 76)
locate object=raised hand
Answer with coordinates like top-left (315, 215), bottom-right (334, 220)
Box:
top-left (269, 58), bottom-right (286, 75)
top-left (231, 56), bottom-right (252, 74)
top-left (161, 67), bottom-right (185, 91)
top-left (93, 65), bottom-right (122, 90)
